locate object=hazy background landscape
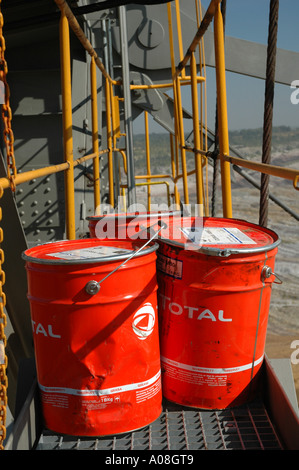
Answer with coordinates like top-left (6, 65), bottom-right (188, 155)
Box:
top-left (133, 126), bottom-right (299, 402)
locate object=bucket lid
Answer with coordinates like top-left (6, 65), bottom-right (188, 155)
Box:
top-left (22, 238), bottom-right (158, 265)
top-left (158, 217), bottom-right (280, 256)
top-left (86, 210), bottom-right (180, 222)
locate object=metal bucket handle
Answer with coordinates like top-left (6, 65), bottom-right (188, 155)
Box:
top-left (261, 266), bottom-right (283, 285)
top-left (85, 221), bottom-right (167, 295)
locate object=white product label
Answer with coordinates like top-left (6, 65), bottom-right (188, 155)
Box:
top-left (180, 227), bottom-right (256, 245)
top-left (47, 245), bottom-right (133, 260)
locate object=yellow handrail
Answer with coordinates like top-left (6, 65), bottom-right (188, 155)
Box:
top-left (90, 56), bottom-right (100, 210)
top-left (224, 154), bottom-right (299, 190)
top-left (0, 150), bottom-right (109, 190)
top-left (0, 0), bottom-right (296, 208)
top-left (60, 9), bottom-right (76, 239)
top-left (214, 2), bottom-right (232, 217)
top-left (144, 112), bottom-right (151, 210)
top-left (1, 0), bottom-right (299, 451)
top-left (191, 51), bottom-right (204, 213)
top-left (105, 77), bottom-right (114, 207)
top-left (129, 76), bottom-right (205, 91)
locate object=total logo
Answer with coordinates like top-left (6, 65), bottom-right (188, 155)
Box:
top-left (132, 303), bottom-right (156, 340)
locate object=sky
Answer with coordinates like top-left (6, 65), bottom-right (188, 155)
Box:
top-left (214, 0), bottom-right (299, 131)
top-left (135, 0), bottom-right (299, 133)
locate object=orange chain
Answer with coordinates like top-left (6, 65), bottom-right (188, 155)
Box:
top-left (0, 186), bottom-right (7, 451)
top-left (0, 3), bottom-right (17, 191)
top-left (0, 0), bottom-right (13, 449)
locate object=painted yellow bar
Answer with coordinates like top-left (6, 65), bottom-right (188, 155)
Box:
top-left (174, 168), bottom-right (197, 183)
top-left (121, 181), bottom-right (171, 207)
top-left (175, 0), bottom-right (221, 78)
top-left (214, 3), bottom-right (232, 218)
top-left (54, 0), bottom-right (118, 85)
top-left (175, 76), bottom-right (189, 204)
top-left (129, 76), bottom-right (205, 91)
top-left (167, 2), bottom-right (176, 76)
top-left (167, 1), bottom-right (188, 204)
top-left (167, 2), bottom-right (189, 204)
top-left (74, 152), bottom-right (97, 166)
top-left (60, 10), bottom-right (76, 239)
top-left (0, 151), bottom-right (103, 190)
top-left (112, 94), bottom-right (121, 142)
top-left (105, 77), bottom-right (114, 206)
top-left (117, 149), bottom-right (127, 174)
top-left (190, 52), bottom-right (204, 213)
top-left (167, 2), bottom-right (180, 208)
top-left (0, 149), bottom-right (114, 190)
top-left (175, 0), bottom-right (185, 78)
top-left (0, 150), bottom-right (297, 195)
top-left (144, 112), bottom-right (151, 210)
top-left (0, 162), bottom-right (69, 190)
top-left (109, 82), bottom-right (117, 146)
top-left (135, 174), bottom-right (172, 180)
top-left (224, 154), bottom-right (299, 188)
top-left (90, 56), bottom-right (100, 211)
top-left (170, 134), bottom-right (180, 207)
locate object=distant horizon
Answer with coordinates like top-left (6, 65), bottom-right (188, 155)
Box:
top-left (133, 124), bottom-right (299, 136)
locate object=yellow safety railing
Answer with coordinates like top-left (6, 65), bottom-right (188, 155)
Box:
top-left (0, 0), bottom-right (297, 228)
top-left (0, 0), bottom-right (298, 450)
top-left (128, 0), bottom-right (210, 213)
top-left (0, 0), bottom-right (297, 232)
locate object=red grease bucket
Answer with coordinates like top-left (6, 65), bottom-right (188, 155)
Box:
top-left (22, 238), bottom-right (162, 436)
top-left (157, 216), bottom-right (280, 409)
top-left (87, 210), bottom-right (180, 240)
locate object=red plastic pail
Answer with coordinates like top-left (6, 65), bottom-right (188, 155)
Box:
top-left (157, 217), bottom-right (280, 409)
top-left (22, 238), bottom-right (162, 436)
top-left (87, 211), bottom-right (180, 239)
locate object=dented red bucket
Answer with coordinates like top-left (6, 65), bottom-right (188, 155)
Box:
top-left (87, 210), bottom-right (180, 239)
top-left (157, 217), bottom-right (280, 409)
top-left (22, 238), bottom-right (162, 436)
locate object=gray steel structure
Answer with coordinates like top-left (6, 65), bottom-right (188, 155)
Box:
top-left (1, 0), bottom-right (299, 450)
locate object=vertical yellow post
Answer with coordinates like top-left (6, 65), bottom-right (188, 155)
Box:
top-left (167, 2), bottom-right (188, 205)
top-left (105, 77), bottom-right (114, 207)
top-left (190, 52), bottom-right (204, 214)
top-left (214, 3), bottom-right (232, 218)
top-left (170, 134), bottom-right (180, 208)
top-left (175, 0), bottom-right (185, 78)
top-left (90, 56), bottom-right (100, 212)
top-left (110, 82), bottom-right (118, 147)
top-left (144, 112), bottom-right (151, 210)
top-left (175, 77), bottom-right (189, 205)
top-left (60, 10), bottom-right (76, 239)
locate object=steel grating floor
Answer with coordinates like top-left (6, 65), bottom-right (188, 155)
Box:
top-left (36, 399), bottom-right (284, 450)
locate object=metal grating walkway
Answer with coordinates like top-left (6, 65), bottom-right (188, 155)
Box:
top-left (36, 399), bottom-right (284, 450)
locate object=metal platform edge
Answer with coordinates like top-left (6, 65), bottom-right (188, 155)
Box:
top-left (263, 355), bottom-right (299, 450)
top-left (4, 356), bottom-right (299, 451)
